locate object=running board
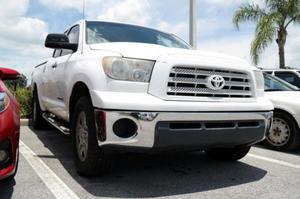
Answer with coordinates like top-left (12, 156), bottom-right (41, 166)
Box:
top-left (42, 113), bottom-right (70, 135)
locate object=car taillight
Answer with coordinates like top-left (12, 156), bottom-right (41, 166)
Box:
top-left (0, 92), bottom-right (9, 113)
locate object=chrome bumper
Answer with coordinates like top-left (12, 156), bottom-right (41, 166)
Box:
top-left (98, 110), bottom-right (273, 150)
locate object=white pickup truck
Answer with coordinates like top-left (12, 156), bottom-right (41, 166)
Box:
top-left (32, 20), bottom-right (273, 176)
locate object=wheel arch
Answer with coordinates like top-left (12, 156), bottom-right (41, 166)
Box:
top-left (32, 82), bottom-right (46, 111)
top-left (274, 108), bottom-right (300, 129)
top-left (69, 82), bottom-right (91, 120)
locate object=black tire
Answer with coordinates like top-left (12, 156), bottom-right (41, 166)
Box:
top-left (71, 96), bottom-right (112, 177)
top-left (264, 111), bottom-right (300, 151)
top-left (32, 89), bottom-right (48, 129)
top-left (205, 145), bottom-right (251, 161)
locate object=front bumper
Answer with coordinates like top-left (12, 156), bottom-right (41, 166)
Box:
top-left (0, 105), bottom-right (20, 180)
top-left (0, 138), bottom-right (18, 180)
top-left (98, 110), bottom-right (273, 151)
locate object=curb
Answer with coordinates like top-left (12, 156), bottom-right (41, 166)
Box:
top-left (21, 119), bottom-right (31, 126)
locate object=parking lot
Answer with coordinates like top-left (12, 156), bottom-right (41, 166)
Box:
top-left (1, 126), bottom-right (300, 199)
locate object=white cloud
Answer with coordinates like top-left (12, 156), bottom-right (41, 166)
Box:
top-left (0, 0), bottom-right (50, 79)
top-left (198, 35), bottom-right (252, 62)
top-left (0, 0), bottom-right (29, 18)
top-left (38, 0), bottom-right (84, 11)
top-left (204, 0), bottom-right (264, 6)
top-left (204, 0), bottom-right (241, 5)
top-left (0, 18), bottom-right (48, 45)
top-left (97, 0), bottom-right (151, 25)
top-left (284, 26), bottom-right (300, 69)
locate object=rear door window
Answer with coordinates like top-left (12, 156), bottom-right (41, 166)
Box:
top-left (275, 72), bottom-right (300, 88)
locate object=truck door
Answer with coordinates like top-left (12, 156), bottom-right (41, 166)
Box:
top-left (49, 25), bottom-right (80, 120)
top-left (39, 50), bottom-right (61, 110)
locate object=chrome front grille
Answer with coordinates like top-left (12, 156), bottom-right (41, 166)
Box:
top-left (167, 66), bottom-right (252, 98)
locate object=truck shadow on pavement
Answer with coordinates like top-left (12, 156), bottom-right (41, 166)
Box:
top-left (30, 127), bottom-right (267, 198)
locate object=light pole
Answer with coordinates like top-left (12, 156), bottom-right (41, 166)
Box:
top-left (82, 0), bottom-right (86, 19)
top-left (189, 0), bottom-right (197, 49)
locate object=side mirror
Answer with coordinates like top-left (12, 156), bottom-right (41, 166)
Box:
top-left (45, 34), bottom-right (78, 51)
top-left (0, 67), bottom-right (20, 80)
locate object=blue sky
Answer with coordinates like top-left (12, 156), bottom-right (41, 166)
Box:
top-left (0, 0), bottom-right (300, 79)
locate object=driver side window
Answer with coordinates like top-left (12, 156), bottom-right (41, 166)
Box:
top-left (61, 25), bottom-right (80, 56)
top-left (52, 49), bottom-right (62, 58)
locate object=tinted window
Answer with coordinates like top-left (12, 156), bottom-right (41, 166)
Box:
top-left (86, 21), bottom-right (191, 49)
top-left (264, 73), bottom-right (298, 91)
top-left (61, 25), bottom-right (79, 56)
top-left (275, 72), bottom-right (300, 88)
top-left (264, 71), bottom-right (272, 74)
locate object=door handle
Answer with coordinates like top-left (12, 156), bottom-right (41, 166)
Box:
top-left (52, 63), bottom-right (57, 68)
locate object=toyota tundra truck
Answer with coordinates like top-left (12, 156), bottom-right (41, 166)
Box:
top-left (31, 20), bottom-right (273, 176)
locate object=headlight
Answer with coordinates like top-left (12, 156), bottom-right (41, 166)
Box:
top-left (102, 57), bottom-right (155, 82)
top-left (254, 70), bottom-right (264, 90)
top-left (0, 92), bottom-right (9, 113)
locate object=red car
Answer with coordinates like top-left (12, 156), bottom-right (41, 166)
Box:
top-left (0, 67), bottom-right (20, 180)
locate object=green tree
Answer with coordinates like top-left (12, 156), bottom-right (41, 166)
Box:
top-left (233, 0), bottom-right (300, 68)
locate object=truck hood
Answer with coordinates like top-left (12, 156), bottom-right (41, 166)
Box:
top-left (89, 42), bottom-right (255, 70)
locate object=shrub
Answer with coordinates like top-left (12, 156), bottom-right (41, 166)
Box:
top-left (9, 87), bottom-right (32, 118)
top-left (3, 75), bottom-right (32, 118)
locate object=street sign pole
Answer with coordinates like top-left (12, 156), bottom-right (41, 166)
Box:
top-left (189, 0), bottom-right (197, 49)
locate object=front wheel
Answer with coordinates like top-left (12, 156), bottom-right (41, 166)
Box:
top-left (264, 111), bottom-right (300, 151)
top-left (71, 96), bottom-right (112, 177)
top-left (205, 146), bottom-right (251, 161)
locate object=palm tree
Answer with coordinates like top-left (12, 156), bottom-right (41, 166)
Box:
top-left (233, 0), bottom-right (300, 68)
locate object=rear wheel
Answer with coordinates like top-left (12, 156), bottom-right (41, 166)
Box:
top-left (71, 96), bottom-right (111, 177)
top-left (264, 111), bottom-right (300, 151)
top-left (205, 145), bottom-right (251, 161)
top-left (32, 89), bottom-right (48, 129)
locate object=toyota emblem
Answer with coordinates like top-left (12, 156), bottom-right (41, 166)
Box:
top-left (207, 75), bottom-right (226, 90)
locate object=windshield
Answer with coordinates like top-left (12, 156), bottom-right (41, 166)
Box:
top-left (264, 73), bottom-right (299, 91)
top-left (86, 21), bottom-right (191, 49)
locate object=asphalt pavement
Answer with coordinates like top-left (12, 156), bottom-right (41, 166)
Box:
top-left (1, 126), bottom-right (300, 199)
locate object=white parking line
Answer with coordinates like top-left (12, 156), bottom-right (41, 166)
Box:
top-left (19, 141), bottom-right (80, 199)
top-left (248, 153), bottom-right (300, 170)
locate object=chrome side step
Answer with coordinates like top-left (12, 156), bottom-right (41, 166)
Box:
top-left (42, 113), bottom-right (70, 135)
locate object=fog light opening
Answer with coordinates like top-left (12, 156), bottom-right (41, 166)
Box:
top-left (0, 150), bottom-right (8, 163)
top-left (113, 118), bottom-right (138, 138)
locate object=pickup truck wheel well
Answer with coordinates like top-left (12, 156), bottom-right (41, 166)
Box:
top-left (69, 82), bottom-right (91, 118)
top-left (274, 108), bottom-right (299, 129)
top-left (264, 108), bottom-right (300, 151)
top-left (33, 83), bottom-right (37, 93)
